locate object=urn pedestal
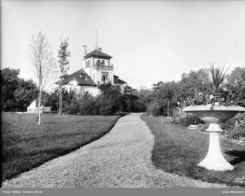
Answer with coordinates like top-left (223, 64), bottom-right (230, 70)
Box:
top-left (183, 105), bottom-right (245, 171)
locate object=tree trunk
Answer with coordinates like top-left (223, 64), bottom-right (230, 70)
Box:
top-left (37, 81), bottom-right (42, 125)
top-left (37, 65), bottom-right (42, 125)
top-left (167, 99), bottom-right (169, 117)
top-left (59, 83), bottom-right (62, 116)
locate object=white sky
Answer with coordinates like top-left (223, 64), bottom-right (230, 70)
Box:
top-left (2, 0), bottom-right (245, 90)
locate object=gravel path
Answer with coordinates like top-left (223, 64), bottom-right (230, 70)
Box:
top-left (2, 113), bottom-right (229, 188)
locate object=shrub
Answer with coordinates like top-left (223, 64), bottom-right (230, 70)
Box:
top-left (79, 97), bottom-right (99, 115)
top-left (97, 83), bottom-right (122, 115)
top-left (147, 102), bottom-right (162, 117)
top-left (95, 97), bottom-right (117, 116)
top-left (171, 107), bottom-right (204, 127)
top-left (63, 91), bottom-right (79, 114)
top-left (99, 105), bottom-right (114, 115)
top-left (63, 91), bottom-right (98, 115)
top-left (221, 113), bottom-right (245, 140)
top-left (131, 101), bottom-right (146, 112)
top-left (63, 101), bottom-right (79, 114)
top-left (120, 94), bottom-right (145, 113)
top-left (62, 83), bottom-right (149, 115)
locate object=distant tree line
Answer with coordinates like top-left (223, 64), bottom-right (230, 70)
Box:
top-left (60, 82), bottom-right (146, 115)
top-left (146, 66), bottom-right (245, 117)
top-left (2, 66), bottom-right (245, 116)
top-left (0, 68), bottom-right (146, 114)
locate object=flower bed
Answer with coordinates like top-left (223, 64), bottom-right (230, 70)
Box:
top-left (221, 113), bottom-right (245, 140)
top-left (170, 107), bottom-right (204, 127)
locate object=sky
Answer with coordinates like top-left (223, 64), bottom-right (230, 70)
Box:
top-left (2, 0), bottom-right (245, 90)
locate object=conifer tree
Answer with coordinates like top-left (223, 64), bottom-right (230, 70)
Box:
top-left (58, 38), bottom-right (70, 116)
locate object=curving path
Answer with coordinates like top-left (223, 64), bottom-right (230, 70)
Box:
top-left (2, 113), bottom-right (229, 188)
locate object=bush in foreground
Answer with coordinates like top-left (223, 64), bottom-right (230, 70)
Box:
top-left (170, 107), bottom-right (204, 127)
top-left (221, 113), bottom-right (245, 140)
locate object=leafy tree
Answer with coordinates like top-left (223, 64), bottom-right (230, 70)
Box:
top-left (0, 68), bottom-right (40, 112)
top-left (149, 81), bottom-right (178, 116)
top-left (152, 81), bottom-right (163, 91)
top-left (28, 32), bottom-right (57, 124)
top-left (227, 66), bottom-right (245, 85)
top-left (57, 38), bottom-right (70, 116)
top-left (158, 81), bottom-right (178, 116)
top-left (138, 87), bottom-right (154, 110)
top-left (14, 79), bottom-right (38, 111)
top-left (226, 67), bottom-right (245, 107)
top-left (0, 68), bottom-right (20, 111)
top-left (97, 82), bottom-right (122, 115)
top-left (43, 88), bottom-right (59, 111)
top-left (178, 68), bottom-right (209, 100)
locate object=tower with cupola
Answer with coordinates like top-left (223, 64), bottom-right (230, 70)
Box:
top-left (82, 46), bottom-right (114, 85)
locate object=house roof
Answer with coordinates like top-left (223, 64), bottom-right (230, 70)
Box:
top-left (117, 78), bottom-right (126, 84)
top-left (84, 49), bottom-right (112, 59)
top-left (56, 69), bottom-right (97, 87)
top-left (59, 74), bottom-right (69, 79)
top-left (113, 75), bottom-right (126, 85)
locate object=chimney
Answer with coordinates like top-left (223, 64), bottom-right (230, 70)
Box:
top-left (98, 47), bottom-right (101, 52)
top-left (83, 45), bottom-right (87, 56)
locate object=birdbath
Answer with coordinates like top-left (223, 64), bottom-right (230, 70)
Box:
top-left (183, 105), bottom-right (245, 171)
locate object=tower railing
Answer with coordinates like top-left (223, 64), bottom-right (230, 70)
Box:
top-left (92, 64), bottom-right (114, 71)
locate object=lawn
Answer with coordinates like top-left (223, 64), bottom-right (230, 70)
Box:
top-left (140, 114), bottom-right (245, 187)
top-left (1, 112), bottom-right (123, 182)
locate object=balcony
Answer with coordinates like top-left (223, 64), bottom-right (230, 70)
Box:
top-left (92, 64), bottom-right (114, 71)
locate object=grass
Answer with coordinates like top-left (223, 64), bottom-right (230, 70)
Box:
top-left (140, 114), bottom-right (245, 187)
top-left (1, 112), bottom-right (124, 182)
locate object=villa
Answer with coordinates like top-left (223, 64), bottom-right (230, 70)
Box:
top-left (56, 46), bottom-right (128, 96)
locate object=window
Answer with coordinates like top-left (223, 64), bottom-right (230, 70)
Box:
top-left (102, 75), bottom-right (108, 83)
top-left (101, 72), bottom-right (109, 83)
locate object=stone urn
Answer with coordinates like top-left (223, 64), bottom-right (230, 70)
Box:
top-left (183, 105), bottom-right (245, 171)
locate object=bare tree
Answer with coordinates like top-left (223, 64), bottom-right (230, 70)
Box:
top-left (28, 32), bottom-right (57, 124)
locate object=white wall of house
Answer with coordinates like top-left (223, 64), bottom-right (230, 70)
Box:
top-left (62, 80), bottom-right (78, 92)
top-left (81, 86), bottom-right (100, 96)
top-left (57, 79), bottom-right (100, 97)
top-left (84, 66), bottom-right (92, 79)
top-left (83, 56), bottom-right (114, 85)
top-left (95, 70), bottom-right (114, 84)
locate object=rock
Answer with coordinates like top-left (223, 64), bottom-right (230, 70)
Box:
top-left (188, 125), bottom-right (199, 130)
top-left (62, 170), bottom-right (69, 175)
top-left (214, 102), bottom-right (220, 106)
